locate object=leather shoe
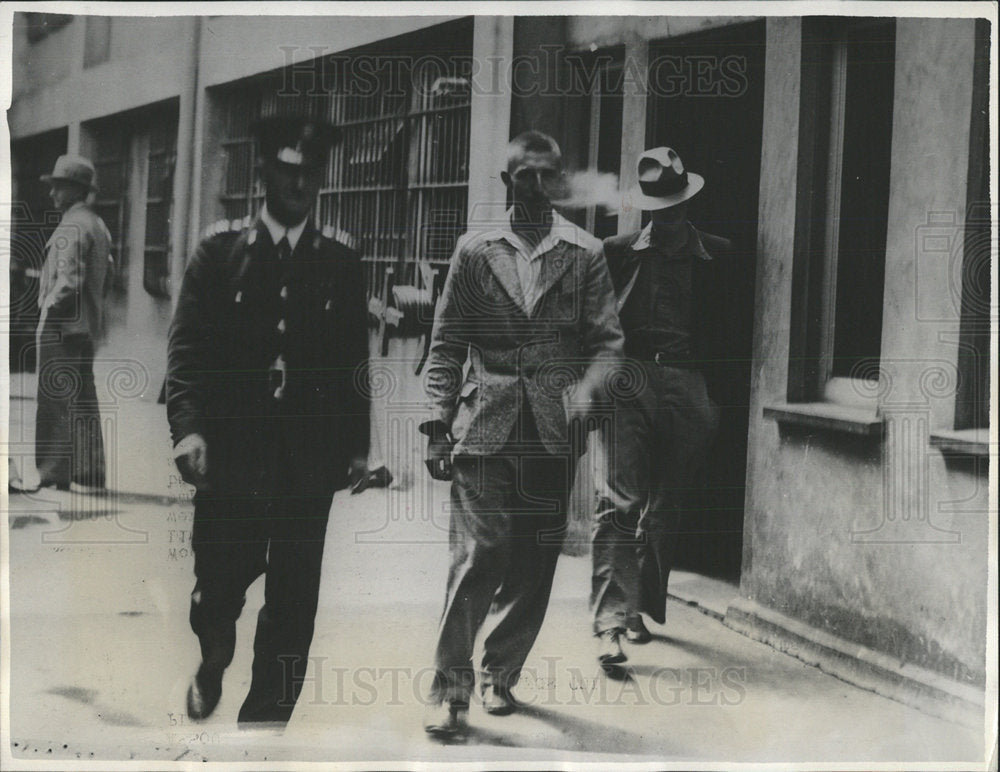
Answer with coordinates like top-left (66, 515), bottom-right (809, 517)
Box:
top-left (186, 665), bottom-right (223, 720)
top-left (482, 685), bottom-right (516, 716)
top-left (598, 629), bottom-right (627, 665)
top-left (625, 615), bottom-right (652, 644)
top-left (423, 701), bottom-right (468, 738)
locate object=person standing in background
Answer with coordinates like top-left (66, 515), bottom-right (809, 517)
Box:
top-left (29, 155), bottom-right (112, 493)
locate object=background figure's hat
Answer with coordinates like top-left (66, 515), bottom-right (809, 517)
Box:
top-left (253, 115), bottom-right (338, 167)
top-left (40, 154), bottom-right (98, 191)
top-left (622, 146), bottom-right (704, 211)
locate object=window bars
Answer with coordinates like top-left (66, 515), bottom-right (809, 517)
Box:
top-left (218, 41), bottom-right (473, 301)
top-left (143, 120), bottom-right (177, 298)
top-left (91, 125), bottom-right (130, 294)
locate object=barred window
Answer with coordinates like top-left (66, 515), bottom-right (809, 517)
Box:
top-left (143, 121), bottom-right (177, 298)
top-left (217, 21), bottom-right (473, 300)
top-left (91, 124), bottom-right (130, 294)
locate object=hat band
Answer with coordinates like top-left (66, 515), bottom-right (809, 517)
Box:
top-left (639, 171), bottom-right (688, 199)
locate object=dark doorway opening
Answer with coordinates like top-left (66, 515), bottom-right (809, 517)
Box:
top-left (9, 127), bottom-right (69, 374)
top-left (646, 21), bottom-right (765, 583)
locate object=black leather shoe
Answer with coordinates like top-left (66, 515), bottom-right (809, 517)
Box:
top-left (625, 615), bottom-right (652, 644)
top-left (423, 701), bottom-right (469, 738)
top-left (350, 465), bottom-right (394, 494)
top-left (598, 629), bottom-right (627, 665)
top-left (186, 665), bottom-right (223, 720)
top-left (482, 685), bottom-right (516, 716)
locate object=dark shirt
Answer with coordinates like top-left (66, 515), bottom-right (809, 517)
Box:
top-left (617, 223), bottom-right (712, 360)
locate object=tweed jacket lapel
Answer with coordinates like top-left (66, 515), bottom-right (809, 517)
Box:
top-left (483, 240), bottom-right (528, 317)
top-left (531, 240), bottom-right (576, 317)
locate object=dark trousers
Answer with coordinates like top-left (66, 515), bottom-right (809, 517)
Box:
top-left (431, 413), bottom-right (572, 704)
top-left (189, 419), bottom-right (336, 726)
top-left (35, 331), bottom-right (105, 489)
top-left (591, 365), bottom-right (719, 633)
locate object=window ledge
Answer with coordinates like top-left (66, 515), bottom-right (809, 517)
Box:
top-left (929, 429), bottom-right (991, 458)
top-left (763, 402), bottom-right (885, 437)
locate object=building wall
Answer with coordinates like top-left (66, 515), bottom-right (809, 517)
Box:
top-left (743, 17), bottom-right (988, 687)
top-left (10, 14), bottom-right (77, 98)
top-left (565, 15), bottom-right (758, 49)
top-left (196, 15), bottom-right (462, 89)
top-left (8, 16), bottom-right (192, 139)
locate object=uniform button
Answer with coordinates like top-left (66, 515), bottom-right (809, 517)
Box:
top-left (277, 319), bottom-right (286, 334)
top-left (280, 286), bottom-right (288, 300)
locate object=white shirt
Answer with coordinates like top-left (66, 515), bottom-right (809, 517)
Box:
top-left (493, 209), bottom-right (594, 314)
top-left (260, 204), bottom-right (307, 253)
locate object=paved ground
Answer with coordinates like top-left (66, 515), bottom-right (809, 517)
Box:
top-left (4, 372), bottom-right (989, 765)
top-left (3, 480), bottom-right (985, 766)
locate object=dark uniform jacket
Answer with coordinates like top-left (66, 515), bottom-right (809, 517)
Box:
top-left (602, 225), bottom-right (747, 402)
top-left (167, 216), bottom-right (370, 493)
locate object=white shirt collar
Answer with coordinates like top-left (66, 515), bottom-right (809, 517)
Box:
top-left (260, 205), bottom-right (308, 252)
top-left (490, 209), bottom-right (593, 260)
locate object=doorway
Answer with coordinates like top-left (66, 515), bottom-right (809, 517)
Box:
top-left (646, 21), bottom-right (766, 582)
top-left (9, 127), bottom-right (69, 374)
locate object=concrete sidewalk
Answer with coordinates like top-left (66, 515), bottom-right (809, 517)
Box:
top-left (8, 367), bottom-right (178, 501)
top-left (4, 484), bottom-right (986, 766)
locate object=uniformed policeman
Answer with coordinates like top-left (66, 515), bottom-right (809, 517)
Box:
top-left (166, 114), bottom-right (370, 727)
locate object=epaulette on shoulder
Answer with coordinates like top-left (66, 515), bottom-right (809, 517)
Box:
top-left (321, 225), bottom-right (358, 252)
top-left (202, 215), bottom-right (251, 241)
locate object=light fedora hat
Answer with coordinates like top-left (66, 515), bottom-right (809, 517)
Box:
top-left (40, 154), bottom-right (98, 191)
top-left (623, 146), bottom-right (703, 211)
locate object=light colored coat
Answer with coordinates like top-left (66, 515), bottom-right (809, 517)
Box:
top-left (38, 201), bottom-right (112, 342)
top-left (424, 219), bottom-right (625, 456)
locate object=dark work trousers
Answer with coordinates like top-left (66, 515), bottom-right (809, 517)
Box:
top-left (430, 410), bottom-right (573, 705)
top-left (591, 364), bottom-right (719, 633)
top-left (35, 330), bottom-right (106, 490)
top-left (189, 416), bottom-right (336, 726)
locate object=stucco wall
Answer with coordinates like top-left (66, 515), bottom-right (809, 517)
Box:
top-left (565, 15), bottom-right (759, 49)
top-left (10, 14), bottom-right (77, 98)
top-left (109, 16), bottom-right (192, 61)
top-left (8, 15), bottom-right (456, 140)
top-left (197, 15), bottom-right (461, 88)
top-left (743, 17), bottom-right (988, 686)
top-left (8, 16), bottom-right (192, 139)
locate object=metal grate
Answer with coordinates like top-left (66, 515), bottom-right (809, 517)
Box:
top-left (143, 120), bottom-right (177, 297)
top-left (219, 89), bottom-right (263, 220)
top-left (91, 125), bottom-right (130, 293)
top-left (217, 28), bottom-right (472, 301)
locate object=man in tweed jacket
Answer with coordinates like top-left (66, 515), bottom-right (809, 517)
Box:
top-left (420, 131), bottom-right (624, 736)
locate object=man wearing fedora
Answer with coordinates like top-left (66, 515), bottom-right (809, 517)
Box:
top-left (167, 114), bottom-right (370, 727)
top-left (30, 155), bottom-right (112, 493)
top-left (591, 146), bottom-right (735, 664)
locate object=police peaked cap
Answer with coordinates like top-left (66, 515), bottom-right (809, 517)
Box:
top-left (253, 115), bottom-right (338, 167)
